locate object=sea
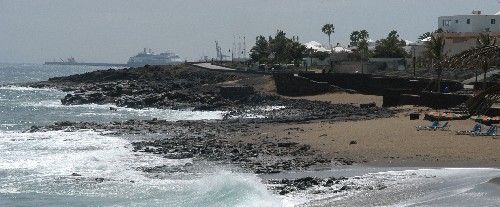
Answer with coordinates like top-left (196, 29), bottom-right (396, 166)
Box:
top-left (0, 63), bottom-right (499, 207)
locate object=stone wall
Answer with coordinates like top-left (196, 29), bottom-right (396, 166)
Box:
top-left (287, 72), bottom-right (468, 109)
top-left (299, 73), bottom-right (463, 95)
top-left (383, 91), bottom-right (471, 109)
top-left (273, 74), bottom-right (336, 96)
top-left (419, 92), bottom-right (471, 109)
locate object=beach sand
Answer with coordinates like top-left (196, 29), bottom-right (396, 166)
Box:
top-left (285, 92), bottom-right (383, 107)
top-left (234, 92), bottom-right (500, 167)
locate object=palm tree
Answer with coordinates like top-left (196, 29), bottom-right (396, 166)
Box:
top-left (349, 31), bottom-right (360, 46)
top-left (425, 34), bottom-right (446, 92)
top-left (476, 33), bottom-right (497, 48)
top-left (321, 24), bottom-right (335, 50)
top-left (359, 30), bottom-right (369, 40)
top-left (476, 33), bottom-right (497, 90)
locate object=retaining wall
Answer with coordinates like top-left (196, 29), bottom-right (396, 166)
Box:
top-left (274, 72), bottom-right (469, 109)
top-left (273, 74), bottom-right (336, 96)
top-left (298, 73), bottom-right (463, 95)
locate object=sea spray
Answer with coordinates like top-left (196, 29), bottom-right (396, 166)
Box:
top-left (0, 130), bottom-right (284, 206)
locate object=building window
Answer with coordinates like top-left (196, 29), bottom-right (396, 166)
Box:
top-left (455, 20), bottom-right (458, 23)
top-left (467, 19), bottom-right (471, 24)
top-left (443, 20), bottom-right (451, 26)
top-left (492, 19), bottom-right (496, 24)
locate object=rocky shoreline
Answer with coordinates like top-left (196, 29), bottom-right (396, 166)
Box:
top-left (25, 64), bottom-right (394, 196)
top-left (26, 65), bottom-right (392, 122)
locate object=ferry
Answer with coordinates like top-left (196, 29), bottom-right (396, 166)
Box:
top-left (127, 48), bottom-right (183, 67)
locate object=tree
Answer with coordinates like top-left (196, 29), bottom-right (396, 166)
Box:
top-left (476, 33), bottom-right (497, 89)
top-left (352, 30), bottom-right (369, 52)
top-left (477, 33), bottom-right (497, 48)
top-left (250, 30), bottom-right (307, 66)
top-left (425, 34), bottom-right (446, 92)
top-left (349, 30), bottom-right (369, 46)
top-left (373, 30), bottom-right (408, 58)
top-left (250, 35), bottom-right (269, 64)
top-left (349, 30), bottom-right (370, 52)
top-left (321, 24), bottom-right (335, 49)
top-left (349, 31), bottom-right (360, 46)
top-left (349, 30), bottom-right (370, 72)
top-left (359, 30), bottom-right (369, 40)
top-left (287, 38), bottom-right (308, 66)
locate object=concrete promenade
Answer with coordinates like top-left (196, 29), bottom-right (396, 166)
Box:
top-left (462, 69), bottom-right (500, 84)
top-left (192, 63), bottom-right (236, 71)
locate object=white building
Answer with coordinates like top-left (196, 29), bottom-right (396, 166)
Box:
top-left (304, 41), bottom-right (330, 52)
top-left (433, 10), bottom-right (500, 56)
top-left (438, 10), bottom-right (500, 33)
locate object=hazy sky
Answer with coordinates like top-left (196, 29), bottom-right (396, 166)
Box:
top-left (1, 0), bottom-right (499, 63)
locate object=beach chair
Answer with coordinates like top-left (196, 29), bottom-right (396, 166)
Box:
top-left (417, 121), bottom-right (450, 131)
top-left (473, 125), bottom-right (497, 137)
top-left (456, 123), bottom-right (482, 135)
top-left (436, 122), bottom-right (450, 131)
top-left (416, 121), bottom-right (439, 131)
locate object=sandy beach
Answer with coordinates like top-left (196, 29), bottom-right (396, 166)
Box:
top-left (39, 66), bottom-right (499, 168)
top-left (231, 91), bottom-right (500, 168)
top-left (11, 64), bottom-right (500, 206)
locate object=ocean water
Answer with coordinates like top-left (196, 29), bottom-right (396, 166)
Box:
top-left (0, 63), bottom-right (499, 207)
top-left (0, 64), bottom-right (281, 207)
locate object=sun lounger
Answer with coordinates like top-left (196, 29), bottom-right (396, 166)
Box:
top-left (417, 121), bottom-right (450, 131)
top-left (473, 125), bottom-right (497, 137)
top-left (437, 122), bottom-right (450, 130)
top-left (456, 123), bottom-right (482, 135)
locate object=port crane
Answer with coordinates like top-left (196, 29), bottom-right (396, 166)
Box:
top-left (215, 41), bottom-right (228, 61)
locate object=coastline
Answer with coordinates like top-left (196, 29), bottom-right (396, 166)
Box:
top-left (233, 113), bottom-right (500, 168)
top-left (25, 64), bottom-right (500, 169)
top-left (19, 64), bottom-right (500, 205)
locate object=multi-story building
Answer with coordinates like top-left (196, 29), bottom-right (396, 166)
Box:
top-left (432, 11), bottom-right (500, 56)
top-left (438, 11), bottom-right (500, 33)
top-left (438, 10), bottom-right (500, 33)
top-left (408, 11), bottom-right (500, 68)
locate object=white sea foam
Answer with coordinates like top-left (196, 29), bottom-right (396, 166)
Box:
top-left (22, 100), bottom-right (226, 121)
top-left (23, 100), bottom-right (114, 109)
top-left (288, 168), bottom-right (500, 206)
top-left (0, 86), bottom-right (58, 92)
top-left (0, 130), bottom-right (284, 206)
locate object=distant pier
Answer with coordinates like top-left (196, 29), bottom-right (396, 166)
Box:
top-left (44, 62), bottom-right (127, 67)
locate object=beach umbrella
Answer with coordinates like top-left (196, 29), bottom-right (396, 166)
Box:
top-left (427, 111), bottom-right (463, 120)
top-left (470, 115), bottom-right (500, 124)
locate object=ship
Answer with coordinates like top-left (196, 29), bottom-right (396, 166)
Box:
top-left (127, 48), bottom-right (183, 67)
top-left (44, 57), bottom-right (127, 67)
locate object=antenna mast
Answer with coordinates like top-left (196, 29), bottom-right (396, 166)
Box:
top-left (243, 36), bottom-right (247, 59)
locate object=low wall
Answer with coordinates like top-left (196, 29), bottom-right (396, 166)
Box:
top-left (382, 89), bottom-right (414, 107)
top-left (419, 92), bottom-right (471, 109)
top-left (383, 91), bottom-right (470, 109)
top-left (299, 73), bottom-right (463, 95)
top-left (273, 74), bottom-right (335, 96)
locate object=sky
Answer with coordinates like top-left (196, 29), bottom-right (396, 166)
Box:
top-left (0, 0), bottom-right (499, 63)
